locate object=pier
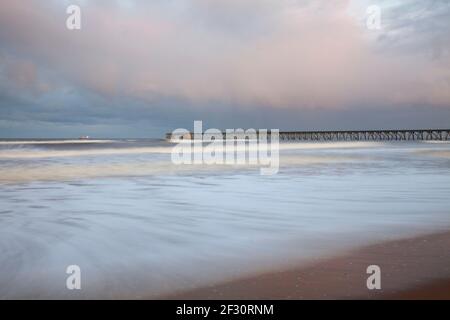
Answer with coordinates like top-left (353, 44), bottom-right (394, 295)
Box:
top-left (276, 129), bottom-right (450, 141)
top-left (166, 129), bottom-right (450, 141)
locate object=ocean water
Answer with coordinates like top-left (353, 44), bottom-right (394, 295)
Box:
top-left (0, 139), bottom-right (450, 298)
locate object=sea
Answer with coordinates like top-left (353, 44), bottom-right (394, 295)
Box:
top-left (0, 139), bottom-right (449, 298)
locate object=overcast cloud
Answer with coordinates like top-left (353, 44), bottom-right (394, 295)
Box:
top-left (0, 0), bottom-right (449, 137)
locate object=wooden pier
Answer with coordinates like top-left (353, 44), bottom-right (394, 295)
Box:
top-left (166, 129), bottom-right (450, 141)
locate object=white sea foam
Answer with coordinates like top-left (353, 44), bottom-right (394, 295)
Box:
top-left (0, 146), bottom-right (173, 159)
top-left (0, 139), bottom-right (116, 145)
top-left (0, 154), bottom-right (361, 183)
top-left (0, 141), bottom-right (381, 159)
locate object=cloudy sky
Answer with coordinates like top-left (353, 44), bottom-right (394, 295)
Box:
top-left (0, 0), bottom-right (449, 138)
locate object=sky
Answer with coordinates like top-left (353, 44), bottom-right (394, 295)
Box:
top-left (0, 0), bottom-right (449, 138)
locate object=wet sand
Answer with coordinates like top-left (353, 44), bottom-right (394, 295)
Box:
top-left (162, 231), bottom-right (450, 299)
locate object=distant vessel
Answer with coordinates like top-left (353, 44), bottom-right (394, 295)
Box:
top-left (78, 135), bottom-right (90, 140)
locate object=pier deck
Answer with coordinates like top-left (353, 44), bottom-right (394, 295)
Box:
top-left (166, 129), bottom-right (450, 141)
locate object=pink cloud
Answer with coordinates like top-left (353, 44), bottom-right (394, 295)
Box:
top-left (0, 0), bottom-right (449, 109)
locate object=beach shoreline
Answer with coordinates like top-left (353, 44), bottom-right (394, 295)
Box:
top-left (161, 231), bottom-right (450, 300)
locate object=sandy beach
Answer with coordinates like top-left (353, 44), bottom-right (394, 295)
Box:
top-left (163, 231), bottom-right (450, 300)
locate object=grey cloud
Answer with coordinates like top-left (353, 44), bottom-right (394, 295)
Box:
top-left (0, 0), bottom-right (449, 138)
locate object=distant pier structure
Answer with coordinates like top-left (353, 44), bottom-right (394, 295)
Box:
top-left (276, 129), bottom-right (450, 141)
top-left (166, 129), bottom-right (450, 141)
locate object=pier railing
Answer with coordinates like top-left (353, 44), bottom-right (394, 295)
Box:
top-left (166, 129), bottom-right (450, 141)
top-left (277, 129), bottom-right (450, 141)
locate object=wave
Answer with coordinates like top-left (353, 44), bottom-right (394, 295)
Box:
top-left (422, 140), bottom-right (450, 144)
top-left (0, 141), bottom-right (382, 159)
top-left (0, 154), bottom-right (363, 183)
top-left (0, 146), bottom-right (173, 159)
top-left (0, 139), bottom-right (116, 145)
top-left (173, 140), bottom-right (383, 149)
top-left (278, 141), bottom-right (383, 150)
top-left (0, 162), bottom-right (183, 183)
top-left (415, 150), bottom-right (450, 158)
